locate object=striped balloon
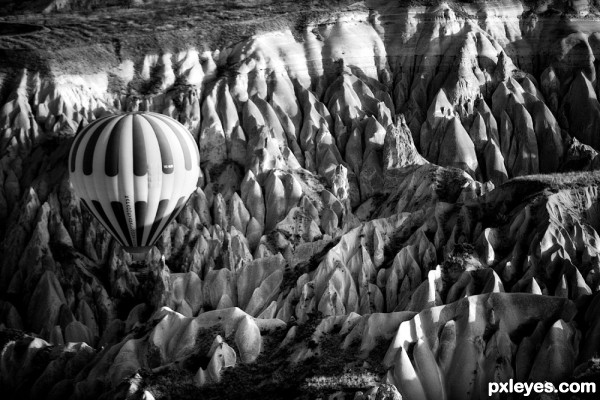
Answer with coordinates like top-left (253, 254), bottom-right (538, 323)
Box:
top-left (69, 112), bottom-right (200, 255)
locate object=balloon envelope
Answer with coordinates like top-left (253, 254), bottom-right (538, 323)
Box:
top-left (69, 112), bottom-right (200, 254)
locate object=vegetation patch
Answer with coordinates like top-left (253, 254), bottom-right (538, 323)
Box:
top-left (0, 328), bottom-right (26, 353)
top-left (439, 243), bottom-right (480, 300)
top-left (303, 372), bottom-right (379, 393)
top-left (280, 238), bottom-right (338, 295)
top-left (183, 325), bottom-right (225, 371)
top-left (137, 312), bottom-right (387, 400)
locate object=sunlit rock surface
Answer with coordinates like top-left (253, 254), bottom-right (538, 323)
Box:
top-left (2, 0), bottom-right (600, 399)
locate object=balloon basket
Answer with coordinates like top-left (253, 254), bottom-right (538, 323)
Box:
top-left (124, 246), bottom-right (152, 262)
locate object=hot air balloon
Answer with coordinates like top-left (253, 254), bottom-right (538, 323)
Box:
top-left (69, 111), bottom-right (200, 259)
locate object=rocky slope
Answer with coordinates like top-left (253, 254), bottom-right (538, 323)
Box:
top-left (1, 0), bottom-right (600, 399)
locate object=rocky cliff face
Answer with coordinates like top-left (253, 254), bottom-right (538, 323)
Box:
top-left (1, 1), bottom-right (600, 399)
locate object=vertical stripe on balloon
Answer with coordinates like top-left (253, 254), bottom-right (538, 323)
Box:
top-left (70, 125), bottom-right (88, 173)
top-left (92, 200), bottom-right (125, 246)
top-left (82, 118), bottom-right (114, 175)
top-left (148, 196), bottom-right (187, 245)
top-left (163, 196), bottom-right (187, 229)
top-left (132, 115), bottom-right (148, 176)
top-left (147, 199), bottom-right (170, 244)
top-left (144, 115), bottom-right (174, 174)
top-left (118, 115), bottom-right (137, 245)
top-left (111, 201), bottom-right (133, 246)
top-left (80, 199), bottom-right (92, 214)
top-left (161, 116), bottom-right (192, 170)
top-left (135, 201), bottom-right (148, 247)
top-left (105, 117), bottom-right (126, 177)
